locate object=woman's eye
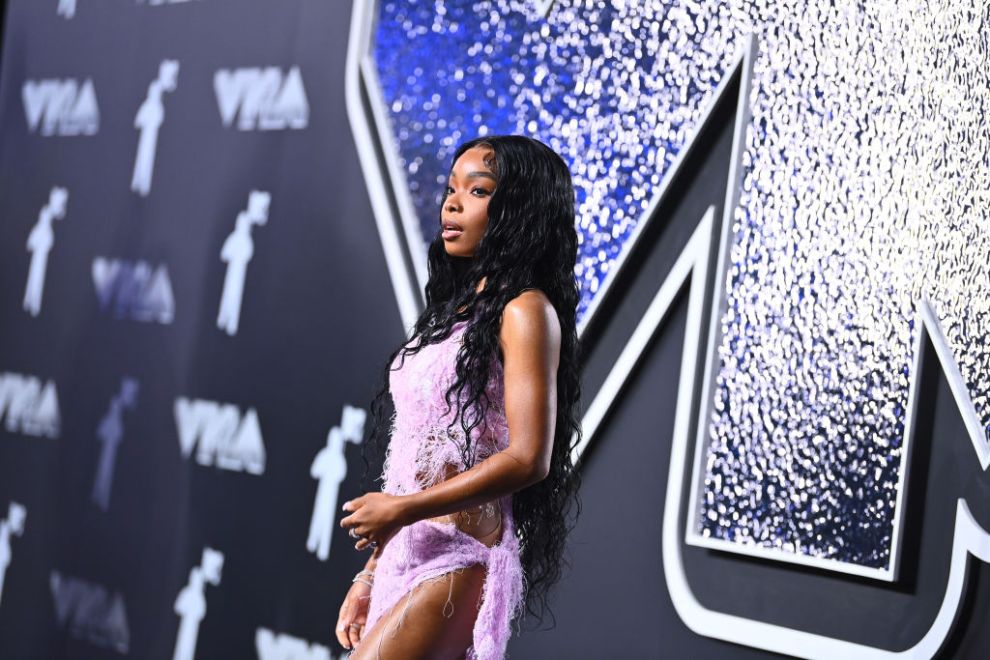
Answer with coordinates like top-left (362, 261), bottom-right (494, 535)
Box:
top-left (471, 188), bottom-right (490, 196)
top-left (444, 186), bottom-right (454, 195)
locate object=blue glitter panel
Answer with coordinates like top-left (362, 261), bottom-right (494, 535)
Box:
top-left (373, 0), bottom-right (694, 321)
top-left (368, 0), bottom-right (990, 572)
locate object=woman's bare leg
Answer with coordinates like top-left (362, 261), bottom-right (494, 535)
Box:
top-left (350, 564), bottom-right (487, 660)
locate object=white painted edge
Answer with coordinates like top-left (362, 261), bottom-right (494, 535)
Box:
top-left (358, 58), bottom-right (431, 296)
top-left (571, 206), bottom-right (715, 466)
top-left (345, 0), bottom-right (423, 335)
top-left (919, 299), bottom-right (990, 470)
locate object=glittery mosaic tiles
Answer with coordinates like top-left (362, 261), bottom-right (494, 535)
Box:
top-left (368, 0), bottom-right (990, 571)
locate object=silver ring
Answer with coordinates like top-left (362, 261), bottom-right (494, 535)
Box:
top-left (369, 541), bottom-right (378, 549)
top-left (349, 623), bottom-right (360, 628)
top-left (348, 528), bottom-right (360, 539)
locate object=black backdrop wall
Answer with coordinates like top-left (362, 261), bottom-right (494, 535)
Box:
top-left (1, 2), bottom-right (989, 659)
top-left (0, 2), bottom-right (402, 658)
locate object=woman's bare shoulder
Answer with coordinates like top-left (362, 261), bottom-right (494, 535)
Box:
top-left (500, 289), bottom-right (560, 347)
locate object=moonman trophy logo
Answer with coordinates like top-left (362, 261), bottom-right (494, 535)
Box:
top-left (307, 404), bottom-right (367, 561)
top-left (23, 187), bottom-right (68, 318)
top-left (0, 502), bottom-right (26, 607)
top-left (173, 547), bottom-right (223, 660)
top-left (91, 378), bottom-right (139, 512)
top-left (132, 60), bottom-right (179, 197)
top-left (56, 0), bottom-right (76, 19)
top-left (217, 190), bottom-right (270, 337)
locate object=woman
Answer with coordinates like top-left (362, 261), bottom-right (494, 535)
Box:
top-left (336, 135), bottom-right (582, 659)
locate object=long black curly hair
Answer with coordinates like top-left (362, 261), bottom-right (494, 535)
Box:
top-left (360, 134), bottom-right (583, 629)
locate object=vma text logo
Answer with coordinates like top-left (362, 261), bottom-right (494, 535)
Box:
top-left (50, 571), bottom-right (130, 653)
top-left (22, 78), bottom-right (99, 136)
top-left (214, 67), bottom-right (309, 131)
top-left (0, 372), bottom-right (60, 438)
top-left (92, 258), bottom-right (175, 324)
top-left (174, 398), bottom-right (266, 475)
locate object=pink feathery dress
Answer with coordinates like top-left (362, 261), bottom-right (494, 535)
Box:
top-left (361, 318), bottom-right (526, 659)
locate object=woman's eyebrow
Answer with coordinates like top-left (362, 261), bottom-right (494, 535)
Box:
top-left (448, 170), bottom-right (497, 182)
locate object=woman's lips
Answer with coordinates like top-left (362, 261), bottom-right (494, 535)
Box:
top-left (441, 221), bottom-right (463, 240)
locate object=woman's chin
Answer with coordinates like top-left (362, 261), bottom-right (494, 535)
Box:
top-left (443, 244), bottom-right (475, 258)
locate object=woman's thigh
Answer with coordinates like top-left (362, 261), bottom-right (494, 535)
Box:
top-left (352, 564), bottom-right (487, 660)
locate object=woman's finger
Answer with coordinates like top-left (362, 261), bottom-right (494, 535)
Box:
top-left (347, 616), bottom-right (366, 649)
top-left (335, 605), bottom-right (352, 649)
top-left (335, 621), bottom-right (349, 650)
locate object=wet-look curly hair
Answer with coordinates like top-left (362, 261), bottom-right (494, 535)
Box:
top-left (362, 134), bottom-right (583, 629)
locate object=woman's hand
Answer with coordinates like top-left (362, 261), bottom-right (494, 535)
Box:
top-left (335, 580), bottom-right (371, 651)
top-left (340, 492), bottom-right (408, 559)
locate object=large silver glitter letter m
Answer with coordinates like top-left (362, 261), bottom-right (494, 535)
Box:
top-left (577, 34), bottom-right (990, 659)
top-left (346, 0), bottom-right (990, 653)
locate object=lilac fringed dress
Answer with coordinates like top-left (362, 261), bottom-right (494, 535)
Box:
top-left (361, 319), bottom-right (526, 659)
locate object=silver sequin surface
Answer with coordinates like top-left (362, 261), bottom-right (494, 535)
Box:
top-left (371, 0), bottom-right (990, 570)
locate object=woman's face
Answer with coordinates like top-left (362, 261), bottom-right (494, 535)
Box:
top-left (441, 145), bottom-right (496, 258)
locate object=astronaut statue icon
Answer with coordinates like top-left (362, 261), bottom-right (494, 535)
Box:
top-left (0, 502), bottom-right (27, 608)
top-left (307, 405), bottom-right (367, 561)
top-left (23, 187), bottom-right (68, 317)
top-left (91, 378), bottom-right (139, 512)
top-left (131, 60), bottom-right (179, 197)
top-left (173, 547), bottom-right (223, 660)
top-left (217, 190), bottom-right (270, 337)
top-left (56, 0), bottom-right (76, 19)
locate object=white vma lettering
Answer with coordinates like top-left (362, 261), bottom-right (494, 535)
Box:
top-left (214, 67), bottom-right (309, 130)
top-left (49, 571), bottom-right (130, 653)
top-left (91, 257), bottom-right (175, 324)
top-left (174, 398), bottom-right (266, 474)
top-left (0, 372), bottom-right (60, 438)
top-left (22, 78), bottom-right (99, 136)
top-left (256, 628), bottom-right (333, 660)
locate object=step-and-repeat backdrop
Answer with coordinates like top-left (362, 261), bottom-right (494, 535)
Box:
top-left (3, 0), bottom-right (990, 658)
top-left (0, 2), bottom-right (402, 658)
